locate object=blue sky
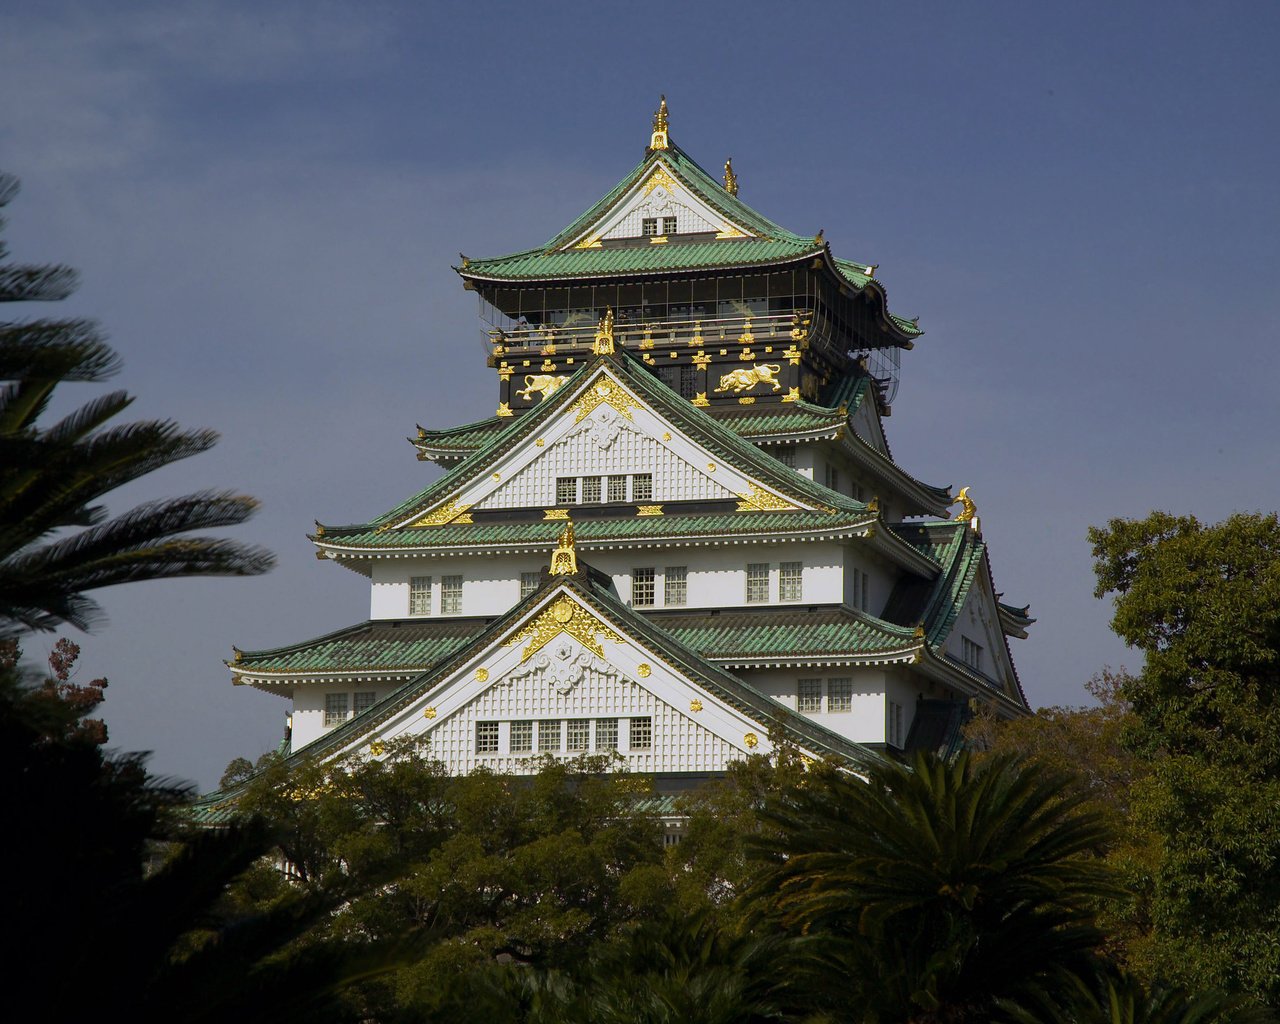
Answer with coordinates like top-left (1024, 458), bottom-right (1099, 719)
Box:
top-left (4, 1), bottom-right (1278, 788)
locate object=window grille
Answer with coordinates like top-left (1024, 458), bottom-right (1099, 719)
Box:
top-left (780, 561), bottom-right (803, 602)
top-left (607, 475), bottom-right (627, 502)
top-left (353, 691), bottom-right (377, 715)
top-left (962, 638), bottom-right (984, 673)
top-left (776, 448), bottom-right (796, 468)
top-left (746, 563), bottom-right (770, 603)
top-left (642, 217), bottom-right (659, 236)
top-left (324, 692), bottom-right (349, 727)
top-left (629, 717), bottom-right (653, 750)
top-left (520, 571), bottom-right (541, 600)
top-left (441, 575), bottom-right (463, 614)
top-left (798, 678), bottom-right (823, 713)
top-left (539, 719), bottom-right (561, 752)
top-left (632, 567), bottom-right (656, 607)
top-left (662, 216), bottom-right (678, 235)
top-left (632, 474), bottom-right (653, 501)
top-left (567, 719), bottom-right (590, 752)
top-left (409, 575), bottom-right (432, 615)
top-left (596, 718), bottom-right (618, 749)
top-left (887, 701), bottom-right (904, 747)
top-left (475, 720), bottom-right (499, 753)
top-left (510, 720), bottom-right (533, 753)
top-left (556, 476), bottom-right (578, 504)
top-left (582, 476), bottom-right (602, 503)
top-left (664, 566), bottom-right (688, 606)
top-left (828, 677), bottom-right (853, 712)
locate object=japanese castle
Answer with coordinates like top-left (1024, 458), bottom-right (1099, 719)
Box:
top-left (226, 98), bottom-right (1032, 785)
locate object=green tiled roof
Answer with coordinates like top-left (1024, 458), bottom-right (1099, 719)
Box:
top-left (233, 618), bottom-right (488, 673)
top-left (414, 416), bottom-right (505, 454)
top-left (709, 403), bottom-right (846, 438)
top-left (651, 607), bottom-right (916, 660)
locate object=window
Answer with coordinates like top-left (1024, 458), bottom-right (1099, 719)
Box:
top-left (776, 448), bottom-right (796, 468)
top-left (632, 474), bottom-right (653, 502)
top-left (632, 567), bottom-right (656, 607)
top-left (567, 719), bottom-right (590, 752)
top-left (642, 217), bottom-right (659, 236)
top-left (798, 678), bottom-right (823, 713)
top-left (851, 568), bottom-right (870, 611)
top-left (409, 575), bottom-right (432, 615)
top-left (510, 720), bottom-right (533, 753)
top-left (663, 216), bottom-right (678, 235)
top-left (596, 718), bottom-right (619, 749)
top-left (520, 571), bottom-right (541, 600)
top-left (324, 692), bottom-right (349, 727)
top-left (664, 566), bottom-right (688, 606)
top-left (353, 691), bottom-right (377, 715)
top-left (582, 476), bottom-right (602, 503)
top-left (607, 476), bottom-right (627, 503)
top-left (657, 364), bottom-right (698, 399)
top-left (853, 481), bottom-right (866, 501)
top-left (887, 701), bottom-right (904, 748)
top-left (539, 719), bottom-right (561, 752)
top-left (780, 561), bottom-right (803, 602)
top-left (824, 464), bottom-right (840, 491)
top-left (746, 563), bottom-right (770, 603)
top-left (475, 720), bottom-right (499, 753)
top-left (556, 476), bottom-right (578, 504)
top-left (962, 637), bottom-right (984, 673)
top-left (828, 677), bottom-right (853, 712)
top-left (629, 716), bottom-right (653, 750)
top-left (441, 575), bottom-right (463, 614)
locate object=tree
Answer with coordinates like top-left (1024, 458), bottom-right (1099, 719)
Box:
top-left (1090, 511), bottom-right (1280, 1003)
top-left (0, 172), bottom-right (273, 636)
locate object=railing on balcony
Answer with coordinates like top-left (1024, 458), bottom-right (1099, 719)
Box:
top-left (488, 310), bottom-right (814, 354)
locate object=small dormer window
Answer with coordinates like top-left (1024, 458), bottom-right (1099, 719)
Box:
top-left (642, 217), bottom-right (659, 236)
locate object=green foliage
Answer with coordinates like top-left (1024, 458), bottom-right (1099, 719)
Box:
top-left (1091, 512), bottom-right (1280, 1001)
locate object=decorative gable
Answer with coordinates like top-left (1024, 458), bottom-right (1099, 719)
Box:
top-left (849, 390), bottom-right (890, 456)
top-left (945, 568), bottom-right (1020, 700)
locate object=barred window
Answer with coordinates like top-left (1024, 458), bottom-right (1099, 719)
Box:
top-left (324, 692), bottom-right (349, 727)
top-left (510, 720), bottom-right (533, 753)
top-left (607, 475), bottom-right (627, 502)
top-left (962, 638), bottom-right (984, 672)
top-left (441, 575), bottom-right (463, 614)
top-left (657, 364), bottom-right (699, 399)
top-left (353, 691), bottom-right (377, 715)
top-left (776, 448), bottom-right (796, 468)
top-left (662, 216), bottom-right (678, 235)
top-left (539, 719), bottom-right (561, 752)
top-left (642, 217), bottom-right (659, 236)
top-left (475, 720), bottom-right (499, 753)
top-left (828, 677), bottom-right (853, 712)
top-left (567, 719), bottom-right (590, 752)
top-left (582, 476), bottom-right (602, 503)
top-left (596, 718), bottom-right (618, 749)
top-left (664, 566), bottom-right (688, 606)
top-left (556, 476), bottom-right (578, 504)
top-left (409, 575), bottom-right (432, 616)
top-left (798, 678), bottom-right (823, 713)
top-left (629, 716), bottom-right (653, 751)
top-left (852, 568), bottom-right (870, 611)
top-left (746, 563), bottom-right (770, 603)
top-left (520, 571), bottom-right (541, 600)
top-left (632, 567), bottom-right (656, 607)
top-left (632, 474), bottom-right (653, 501)
top-left (780, 561), bottom-right (803, 602)
top-left (888, 701), bottom-right (905, 747)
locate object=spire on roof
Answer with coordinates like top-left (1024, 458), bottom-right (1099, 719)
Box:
top-left (593, 307), bottom-right (616, 355)
top-left (649, 95), bottom-right (669, 152)
top-left (549, 519), bottom-right (578, 576)
top-left (723, 157), bottom-right (738, 197)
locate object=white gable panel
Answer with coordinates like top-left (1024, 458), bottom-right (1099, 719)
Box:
top-left (944, 568), bottom-right (1018, 696)
top-left (849, 395), bottom-right (889, 456)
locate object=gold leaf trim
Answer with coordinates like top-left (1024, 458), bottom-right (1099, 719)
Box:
top-left (475, 668), bottom-right (489, 682)
top-left (637, 663), bottom-right (652, 677)
top-left (503, 595), bottom-right (624, 663)
top-left (744, 732), bottom-right (759, 749)
top-left (544, 508), bottom-right (570, 520)
top-left (736, 483), bottom-right (797, 512)
top-left (571, 376), bottom-right (638, 423)
top-left (636, 505), bottom-right (664, 517)
top-left (407, 497), bottom-right (474, 529)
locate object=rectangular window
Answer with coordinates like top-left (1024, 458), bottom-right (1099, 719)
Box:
top-left (887, 701), bottom-right (905, 748)
top-left (441, 575), bottom-right (463, 614)
top-left (520, 571), bottom-right (541, 600)
top-left (780, 561), bottom-right (803, 602)
top-left (776, 448), bottom-right (796, 468)
top-left (642, 217), bottom-right (659, 236)
top-left (746, 563), bottom-right (770, 603)
top-left (596, 718), bottom-right (619, 750)
top-left (409, 575), bottom-right (432, 616)
top-left (353, 691), bottom-right (377, 715)
top-left (629, 716), bottom-right (653, 751)
top-left (324, 692), bottom-right (349, 727)
top-left (663, 216), bottom-right (678, 235)
top-left (853, 481), bottom-right (866, 501)
top-left (556, 476), bottom-right (578, 504)
top-left (607, 475), bottom-right (627, 503)
top-left (664, 566), bottom-right (688, 606)
top-left (539, 719), bottom-right (561, 752)
top-left (828, 677), bottom-right (853, 713)
top-left (962, 638), bottom-right (984, 673)
top-left (632, 567), bottom-right (656, 607)
top-left (510, 720), bottom-right (533, 753)
top-left (582, 476), bottom-right (602, 503)
top-left (851, 568), bottom-right (870, 612)
top-left (632, 474), bottom-right (653, 502)
top-left (798, 678), bottom-right (823, 713)
top-left (567, 719), bottom-right (590, 752)
top-left (475, 720), bottom-right (499, 754)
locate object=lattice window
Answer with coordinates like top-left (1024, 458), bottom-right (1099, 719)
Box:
top-left (887, 701), bottom-right (904, 747)
top-left (539, 719), bottom-right (561, 752)
top-left (664, 566), bottom-right (688, 606)
top-left (409, 575), bottom-right (432, 616)
top-left (520, 572), bottom-right (541, 600)
top-left (852, 568), bottom-right (870, 611)
top-left (962, 638), bottom-right (984, 673)
top-left (798, 678), bottom-right (823, 713)
top-left (632, 567), bottom-right (656, 607)
top-left (657, 364), bottom-right (698, 399)
top-left (632, 474), bottom-right (653, 501)
top-left (556, 476), bottom-right (578, 504)
top-left (629, 716), bottom-right (653, 750)
top-left (642, 217), bottom-right (660, 236)
top-left (596, 718), bottom-right (618, 750)
top-left (475, 720), bottom-right (499, 754)
top-left (567, 719), bottom-right (590, 752)
top-left (353, 691), bottom-right (377, 715)
top-left (441, 575), bottom-right (463, 614)
top-left (582, 476), bottom-right (602, 503)
top-left (746, 563), bottom-right (770, 603)
top-left (663, 216), bottom-right (678, 235)
top-left (324, 692), bottom-right (348, 727)
top-left (607, 475), bottom-right (627, 502)
top-left (828, 677), bottom-right (853, 712)
top-left (780, 561), bottom-right (803, 602)
top-left (776, 448), bottom-right (796, 468)
top-left (510, 720), bottom-right (533, 753)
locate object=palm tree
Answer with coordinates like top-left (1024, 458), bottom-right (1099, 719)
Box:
top-left (750, 751), bottom-right (1118, 1023)
top-left (1002, 969), bottom-right (1275, 1024)
top-left (0, 172), bottom-right (273, 637)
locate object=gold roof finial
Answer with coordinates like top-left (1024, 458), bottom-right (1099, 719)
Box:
top-left (649, 95), bottom-right (670, 151)
top-left (549, 518), bottom-right (578, 576)
top-left (593, 306), bottom-right (616, 355)
top-left (950, 486), bottom-right (977, 523)
top-left (813, 229), bottom-right (825, 246)
top-left (723, 157), bottom-right (738, 196)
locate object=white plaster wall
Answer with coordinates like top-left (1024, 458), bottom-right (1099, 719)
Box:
top-left (371, 555), bottom-right (540, 619)
top-left (841, 546), bottom-right (891, 616)
top-left (849, 396), bottom-right (888, 455)
top-left (291, 683), bottom-right (398, 750)
top-left (741, 666), bottom-right (893, 745)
